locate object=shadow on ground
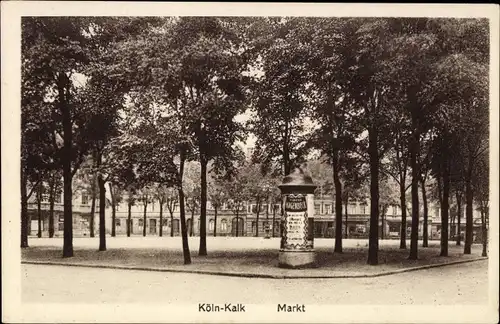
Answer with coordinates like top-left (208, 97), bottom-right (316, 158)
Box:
top-left (22, 240), bottom-right (485, 278)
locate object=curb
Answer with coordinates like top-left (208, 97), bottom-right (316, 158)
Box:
top-left (21, 257), bottom-right (487, 279)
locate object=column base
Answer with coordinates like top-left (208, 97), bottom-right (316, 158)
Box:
top-left (278, 250), bottom-right (316, 269)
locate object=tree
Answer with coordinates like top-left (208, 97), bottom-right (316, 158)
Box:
top-left (112, 113), bottom-right (191, 263)
top-left (223, 161), bottom-right (250, 237)
top-left (473, 151), bottom-right (489, 257)
top-left (208, 175), bottom-right (227, 237)
top-left (108, 182), bottom-right (123, 237)
top-left (420, 171), bottom-right (431, 247)
top-left (304, 18), bottom-right (365, 253)
top-left (245, 163), bottom-right (271, 237)
top-left (165, 188), bottom-right (178, 237)
top-left (153, 184), bottom-right (169, 237)
top-left (115, 17), bottom-right (250, 259)
top-left (379, 177), bottom-right (399, 240)
top-left (35, 182), bottom-right (44, 238)
top-left (250, 18), bottom-right (312, 176)
top-left (88, 160), bottom-right (98, 238)
top-left (269, 181), bottom-right (282, 237)
top-left (184, 162), bottom-right (201, 237)
top-left (306, 158), bottom-right (334, 200)
top-left (450, 156), bottom-right (465, 246)
top-left (126, 189), bottom-right (136, 237)
top-left (341, 157), bottom-right (369, 240)
top-left (424, 19), bottom-right (489, 256)
top-left (21, 18), bottom-right (66, 247)
top-left (431, 56), bottom-right (488, 255)
top-left (381, 108), bottom-right (411, 249)
top-left (47, 170), bottom-right (62, 238)
top-left (347, 19), bottom-right (394, 265)
top-left (22, 17), bottom-right (101, 257)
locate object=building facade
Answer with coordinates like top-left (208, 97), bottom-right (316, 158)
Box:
top-left (27, 189), bottom-right (484, 241)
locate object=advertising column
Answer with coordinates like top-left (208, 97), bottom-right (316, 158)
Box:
top-left (278, 168), bottom-right (317, 268)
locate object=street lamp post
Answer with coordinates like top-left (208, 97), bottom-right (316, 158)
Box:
top-left (278, 167), bottom-right (317, 269)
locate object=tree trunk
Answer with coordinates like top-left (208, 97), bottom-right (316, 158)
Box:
top-left (456, 191), bottom-right (462, 246)
top-left (159, 201), bottom-right (163, 237)
top-left (367, 127), bottom-right (380, 265)
top-left (178, 150), bottom-right (191, 265)
top-left (60, 75), bottom-right (74, 258)
top-left (62, 155), bottom-right (73, 257)
top-left (409, 132), bottom-right (420, 260)
top-left (21, 173), bottom-right (29, 248)
top-left (255, 199), bottom-right (261, 237)
top-left (143, 199), bottom-right (147, 237)
top-left (189, 207), bottom-right (195, 237)
top-left (89, 174), bottom-right (97, 237)
top-left (98, 174), bottom-right (106, 251)
top-left (199, 158), bottom-right (208, 255)
top-left (272, 205), bottom-right (276, 237)
top-left (283, 123), bottom-right (291, 176)
top-left (464, 158), bottom-right (473, 254)
top-left (449, 215), bottom-right (457, 241)
top-left (37, 182), bottom-right (42, 238)
top-left (109, 183), bottom-right (116, 237)
top-left (344, 200), bottom-right (348, 239)
top-left (381, 207), bottom-right (385, 240)
top-left (214, 206), bottom-right (218, 237)
top-left (399, 182), bottom-right (407, 249)
top-left (48, 174), bottom-right (56, 238)
top-left (236, 207), bottom-right (240, 237)
top-left (169, 205), bottom-right (174, 237)
top-left (333, 152), bottom-right (343, 253)
top-left (440, 159), bottom-right (450, 257)
top-left (265, 200), bottom-right (269, 236)
top-left (481, 206), bottom-right (487, 257)
top-left (127, 200), bottom-right (132, 237)
top-left (421, 178), bottom-right (429, 247)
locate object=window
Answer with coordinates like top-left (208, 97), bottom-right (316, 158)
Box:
top-left (138, 219), bottom-right (144, 227)
top-left (361, 204), bottom-right (367, 214)
top-left (55, 192), bottom-right (62, 203)
top-left (314, 203), bottom-right (321, 215)
top-left (221, 219), bottom-right (228, 231)
top-left (355, 224), bottom-right (366, 233)
top-left (58, 222), bottom-right (64, 231)
top-left (81, 193), bottom-right (89, 205)
top-left (115, 219), bottom-right (121, 227)
top-left (324, 204), bottom-right (332, 215)
top-left (389, 223), bottom-right (399, 232)
top-left (209, 219), bottom-right (215, 231)
top-left (348, 204), bottom-right (356, 215)
top-left (162, 218), bottom-right (168, 227)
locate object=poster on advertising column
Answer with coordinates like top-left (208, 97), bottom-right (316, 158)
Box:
top-left (283, 193), bottom-right (309, 250)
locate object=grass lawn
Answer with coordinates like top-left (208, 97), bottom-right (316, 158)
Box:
top-left (21, 237), bottom-right (486, 278)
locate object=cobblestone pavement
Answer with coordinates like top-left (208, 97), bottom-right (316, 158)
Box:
top-left (22, 259), bottom-right (488, 305)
